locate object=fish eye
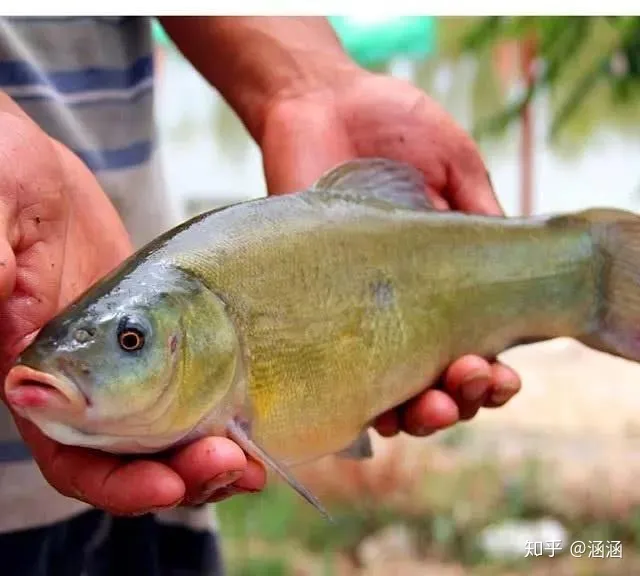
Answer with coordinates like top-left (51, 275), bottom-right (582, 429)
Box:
top-left (117, 316), bottom-right (149, 353)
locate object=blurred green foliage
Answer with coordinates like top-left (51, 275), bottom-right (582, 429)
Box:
top-left (216, 449), bottom-right (640, 575)
top-left (452, 16), bottom-right (640, 144)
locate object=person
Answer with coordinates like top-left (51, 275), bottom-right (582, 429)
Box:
top-left (0, 16), bottom-right (522, 576)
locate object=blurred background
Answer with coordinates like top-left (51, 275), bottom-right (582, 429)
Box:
top-left (153, 16), bottom-right (640, 576)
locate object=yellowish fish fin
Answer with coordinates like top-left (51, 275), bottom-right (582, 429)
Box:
top-left (226, 418), bottom-right (333, 522)
top-left (310, 158), bottom-right (434, 211)
top-left (336, 429), bottom-right (374, 460)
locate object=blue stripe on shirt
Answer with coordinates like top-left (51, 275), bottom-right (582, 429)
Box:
top-left (74, 140), bottom-right (154, 172)
top-left (0, 55), bottom-right (153, 94)
top-left (13, 82), bottom-right (154, 108)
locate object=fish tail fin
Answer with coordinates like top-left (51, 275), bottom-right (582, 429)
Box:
top-left (570, 208), bottom-right (640, 362)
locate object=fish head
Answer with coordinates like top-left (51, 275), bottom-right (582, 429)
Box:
top-left (4, 264), bottom-right (242, 453)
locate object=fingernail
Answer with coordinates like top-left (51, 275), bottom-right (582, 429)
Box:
top-left (461, 375), bottom-right (490, 402)
top-left (140, 497), bottom-right (184, 516)
top-left (207, 485), bottom-right (243, 503)
top-left (414, 427), bottom-right (435, 436)
top-left (490, 386), bottom-right (516, 406)
top-left (203, 470), bottom-right (243, 494)
top-left (190, 471), bottom-right (243, 506)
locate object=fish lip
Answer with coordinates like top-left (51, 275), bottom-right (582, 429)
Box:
top-left (4, 363), bottom-right (90, 413)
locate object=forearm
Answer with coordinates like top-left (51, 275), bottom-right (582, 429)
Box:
top-left (158, 17), bottom-right (357, 141)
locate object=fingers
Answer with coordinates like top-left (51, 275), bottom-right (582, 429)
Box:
top-left (451, 170), bottom-right (503, 216)
top-left (446, 141), bottom-right (504, 217)
top-left (19, 413), bottom-right (268, 514)
top-left (405, 93), bottom-right (503, 217)
top-left (441, 354), bottom-right (493, 420)
top-left (442, 355), bottom-right (521, 418)
top-left (52, 453), bottom-right (185, 516)
top-left (425, 190), bottom-right (450, 212)
top-left (373, 410), bottom-right (400, 437)
top-left (381, 91), bottom-right (503, 217)
top-left (374, 355), bottom-right (522, 438)
top-left (484, 362), bottom-right (522, 407)
top-left (168, 436), bottom-right (266, 505)
top-left (30, 432), bottom-right (186, 516)
top-left (398, 389), bottom-right (460, 436)
top-left (205, 459), bottom-right (267, 504)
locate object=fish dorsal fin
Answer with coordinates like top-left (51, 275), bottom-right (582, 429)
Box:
top-left (226, 418), bottom-right (333, 522)
top-left (310, 158), bottom-right (433, 211)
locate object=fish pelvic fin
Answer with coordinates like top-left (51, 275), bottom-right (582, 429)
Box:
top-left (226, 418), bottom-right (333, 522)
top-left (568, 208), bottom-right (640, 363)
top-left (310, 158), bottom-right (434, 212)
top-left (336, 429), bottom-right (374, 460)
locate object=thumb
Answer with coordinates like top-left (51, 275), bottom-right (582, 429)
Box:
top-left (0, 111), bottom-right (69, 357)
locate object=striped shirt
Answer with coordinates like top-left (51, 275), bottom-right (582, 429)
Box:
top-left (0, 16), bottom-right (209, 539)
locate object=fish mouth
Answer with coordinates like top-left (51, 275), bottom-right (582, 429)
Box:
top-left (4, 364), bottom-right (89, 415)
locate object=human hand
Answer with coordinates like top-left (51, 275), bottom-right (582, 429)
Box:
top-left (0, 94), bottom-right (265, 515)
top-left (259, 68), bottom-right (522, 438)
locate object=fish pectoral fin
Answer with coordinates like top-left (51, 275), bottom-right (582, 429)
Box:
top-left (225, 418), bottom-right (333, 522)
top-left (336, 429), bottom-right (374, 460)
top-left (310, 158), bottom-right (434, 212)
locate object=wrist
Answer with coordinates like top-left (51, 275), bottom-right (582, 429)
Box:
top-left (215, 18), bottom-right (362, 142)
top-left (253, 55), bottom-right (360, 142)
top-left (160, 17), bottom-right (361, 142)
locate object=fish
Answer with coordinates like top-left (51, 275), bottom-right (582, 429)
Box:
top-left (5, 157), bottom-right (640, 519)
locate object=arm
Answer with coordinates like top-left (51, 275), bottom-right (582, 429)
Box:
top-left (158, 16), bottom-right (356, 141)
